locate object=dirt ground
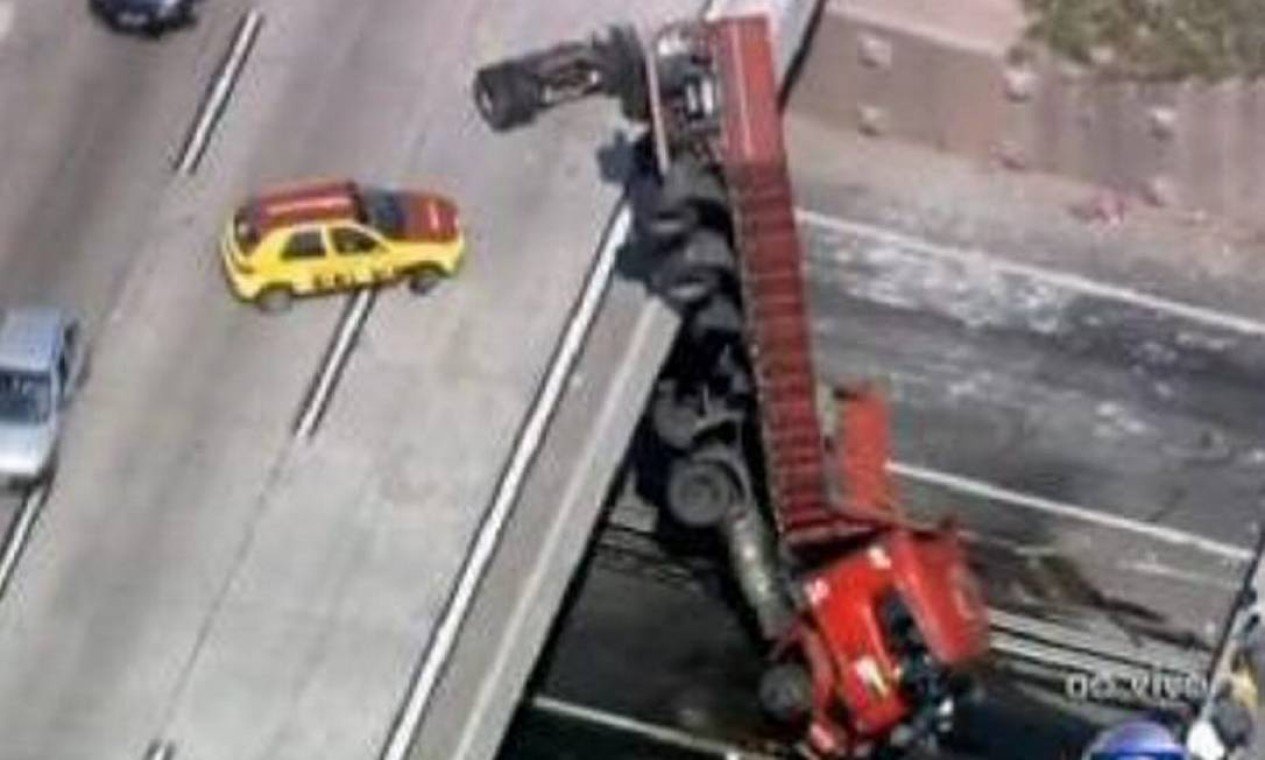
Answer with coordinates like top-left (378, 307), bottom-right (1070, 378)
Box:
top-left (1023, 0), bottom-right (1265, 80)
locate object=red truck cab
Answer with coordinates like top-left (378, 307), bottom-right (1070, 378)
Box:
top-left (786, 527), bottom-right (990, 755)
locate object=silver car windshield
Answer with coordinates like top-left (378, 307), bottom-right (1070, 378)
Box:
top-left (0, 369), bottom-right (51, 424)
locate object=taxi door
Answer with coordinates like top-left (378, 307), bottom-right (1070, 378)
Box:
top-left (330, 225), bottom-right (394, 287)
top-left (278, 226), bottom-right (345, 294)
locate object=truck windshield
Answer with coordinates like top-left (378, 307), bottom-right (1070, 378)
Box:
top-left (0, 369), bottom-right (51, 424)
top-left (358, 190), bottom-right (406, 239)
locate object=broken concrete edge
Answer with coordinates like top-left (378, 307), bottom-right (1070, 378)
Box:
top-left (398, 2), bottom-right (824, 760)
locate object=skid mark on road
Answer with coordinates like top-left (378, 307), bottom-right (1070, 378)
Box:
top-left (892, 460), bottom-right (1253, 562)
top-left (798, 207), bottom-right (1265, 338)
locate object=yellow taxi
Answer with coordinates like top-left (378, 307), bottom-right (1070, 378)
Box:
top-left (221, 179), bottom-right (466, 311)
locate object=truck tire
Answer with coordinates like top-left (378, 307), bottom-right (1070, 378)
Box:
top-left (473, 63), bottom-right (541, 131)
top-left (688, 293), bottom-right (744, 340)
top-left (650, 384), bottom-right (699, 451)
top-left (651, 228), bottom-right (734, 309)
top-left (647, 160), bottom-right (728, 241)
top-left (665, 444), bottom-right (748, 528)
top-left (598, 25), bottom-right (649, 122)
top-left (715, 351), bottom-right (755, 401)
top-left (759, 662), bottom-right (814, 723)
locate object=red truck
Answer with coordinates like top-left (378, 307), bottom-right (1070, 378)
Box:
top-left (474, 16), bottom-right (990, 757)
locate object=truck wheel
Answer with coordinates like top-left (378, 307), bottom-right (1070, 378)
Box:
top-left (651, 229), bottom-right (733, 309)
top-left (407, 266), bottom-right (445, 295)
top-left (649, 160), bottom-right (729, 241)
top-left (256, 286), bottom-right (293, 314)
top-left (715, 351), bottom-right (755, 401)
top-left (599, 25), bottom-right (649, 122)
top-left (650, 385), bottom-right (700, 451)
top-left (473, 63), bottom-right (541, 131)
top-left (759, 662), bottom-right (814, 723)
top-left (688, 293), bottom-right (744, 340)
top-left (665, 447), bottom-right (746, 528)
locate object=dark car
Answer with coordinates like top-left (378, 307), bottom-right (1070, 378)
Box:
top-left (90, 0), bottom-right (197, 35)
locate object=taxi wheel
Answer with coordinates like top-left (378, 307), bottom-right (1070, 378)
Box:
top-left (256, 286), bottom-right (293, 313)
top-left (407, 266), bottom-right (445, 296)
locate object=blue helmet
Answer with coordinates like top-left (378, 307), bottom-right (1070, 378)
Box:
top-left (1086, 720), bottom-right (1188, 760)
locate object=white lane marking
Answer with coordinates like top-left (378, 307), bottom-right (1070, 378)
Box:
top-left (960, 529), bottom-right (1237, 592)
top-left (295, 289), bottom-right (374, 438)
top-left (0, 3), bottom-right (13, 42)
top-left (797, 208), bottom-right (1265, 339)
top-left (176, 8), bottom-right (264, 174)
top-left (891, 460), bottom-right (1253, 562)
top-left (530, 695), bottom-right (780, 759)
top-left (379, 205), bottom-right (633, 760)
top-left (1119, 558), bottom-right (1241, 590)
top-left (0, 483), bottom-right (48, 597)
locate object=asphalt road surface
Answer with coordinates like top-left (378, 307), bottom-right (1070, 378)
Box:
top-left (506, 84), bottom-right (1265, 758)
top-left (785, 112), bottom-right (1265, 662)
top-left (0, 1), bottom-right (704, 758)
top-left (1, 3), bottom-right (1257, 759)
top-left (516, 523), bottom-right (1110, 760)
top-left (0, 0), bottom-right (246, 558)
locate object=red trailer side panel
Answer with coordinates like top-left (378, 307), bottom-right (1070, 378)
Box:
top-left (708, 17), bottom-right (841, 545)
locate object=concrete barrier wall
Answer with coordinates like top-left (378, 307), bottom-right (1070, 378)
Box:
top-left (795, 0), bottom-right (1265, 222)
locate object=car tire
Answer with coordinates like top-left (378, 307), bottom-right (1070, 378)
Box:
top-left (171, 0), bottom-right (196, 27)
top-left (407, 266), bottom-right (445, 296)
top-left (23, 450), bottom-right (60, 494)
top-left (76, 346), bottom-right (94, 390)
top-left (38, 459), bottom-right (58, 491)
top-left (256, 286), bottom-right (293, 314)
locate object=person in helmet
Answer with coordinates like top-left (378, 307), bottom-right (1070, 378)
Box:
top-left (1084, 719), bottom-right (1188, 760)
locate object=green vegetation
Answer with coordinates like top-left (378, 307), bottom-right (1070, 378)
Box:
top-left (1023, 0), bottom-right (1265, 80)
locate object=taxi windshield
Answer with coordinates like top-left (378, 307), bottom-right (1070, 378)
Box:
top-left (357, 190), bottom-right (406, 239)
top-left (0, 369), bottom-right (51, 424)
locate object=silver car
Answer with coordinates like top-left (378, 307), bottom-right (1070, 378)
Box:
top-left (0, 308), bottom-right (86, 489)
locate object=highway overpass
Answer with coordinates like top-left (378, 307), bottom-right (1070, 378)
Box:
top-left (0, 0), bottom-right (1263, 759)
top-left (0, 1), bottom-right (820, 759)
